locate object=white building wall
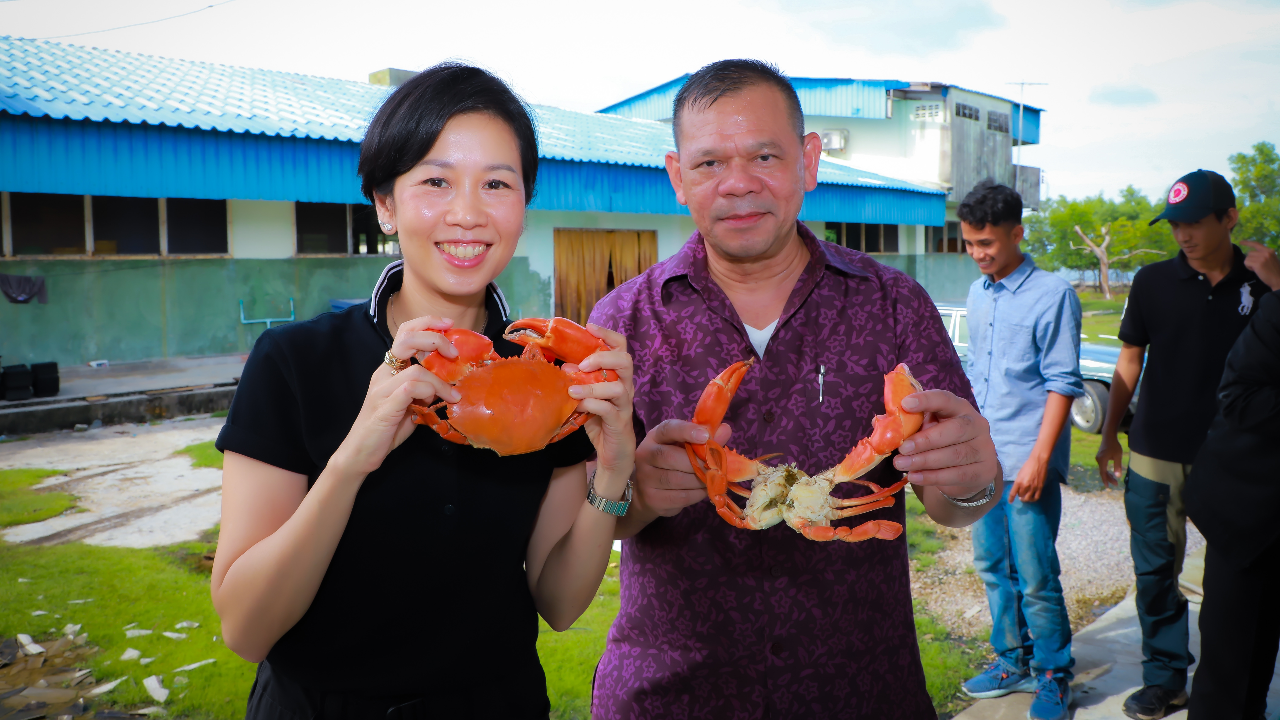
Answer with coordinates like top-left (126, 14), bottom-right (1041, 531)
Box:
top-left (229, 200), bottom-right (295, 259)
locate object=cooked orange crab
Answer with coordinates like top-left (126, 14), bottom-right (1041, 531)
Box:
top-left (406, 317), bottom-right (615, 456)
top-left (685, 360), bottom-right (925, 543)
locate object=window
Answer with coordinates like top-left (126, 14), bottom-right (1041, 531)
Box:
top-left (11, 193), bottom-right (85, 255)
top-left (823, 223), bottom-right (898, 253)
top-left (166, 199), bottom-right (227, 254)
top-left (351, 205), bottom-right (399, 255)
top-left (92, 196), bottom-right (159, 255)
top-left (955, 312), bottom-right (969, 346)
top-left (928, 223), bottom-right (965, 253)
top-left (912, 103), bottom-right (943, 121)
top-left (296, 202), bottom-right (348, 254)
top-left (987, 111), bottom-right (1010, 133)
top-left (955, 103), bottom-right (981, 121)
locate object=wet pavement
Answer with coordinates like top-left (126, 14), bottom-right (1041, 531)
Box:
top-left (0, 419), bottom-right (224, 548)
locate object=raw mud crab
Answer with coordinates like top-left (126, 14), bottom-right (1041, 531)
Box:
top-left (685, 360), bottom-right (925, 543)
top-left (406, 317), bottom-right (615, 456)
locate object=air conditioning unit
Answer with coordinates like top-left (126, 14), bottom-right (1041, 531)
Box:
top-left (819, 129), bottom-right (848, 152)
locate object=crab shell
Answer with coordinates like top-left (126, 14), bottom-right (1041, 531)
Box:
top-left (407, 318), bottom-right (612, 457)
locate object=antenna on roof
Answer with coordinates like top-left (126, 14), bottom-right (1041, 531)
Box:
top-left (1007, 81), bottom-right (1046, 203)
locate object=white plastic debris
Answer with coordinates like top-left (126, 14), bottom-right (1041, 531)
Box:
top-left (174, 621), bottom-right (199, 629)
top-left (962, 603), bottom-right (984, 620)
top-left (172, 676), bottom-right (188, 686)
top-left (161, 632), bottom-right (187, 640)
top-left (123, 622), bottom-right (138, 630)
top-left (126, 629), bottom-right (153, 638)
top-left (143, 675), bottom-right (169, 702)
top-left (67, 598), bottom-right (93, 604)
top-left (63, 623), bottom-right (81, 636)
top-left (134, 707), bottom-right (166, 715)
top-left (31, 610), bottom-right (47, 616)
top-left (17, 578), bottom-right (30, 583)
top-left (140, 657), bottom-right (155, 665)
top-left (173, 659), bottom-right (216, 672)
top-left (120, 648), bottom-right (141, 661)
top-left (84, 677), bottom-right (124, 698)
top-left (16, 633), bottom-right (44, 654)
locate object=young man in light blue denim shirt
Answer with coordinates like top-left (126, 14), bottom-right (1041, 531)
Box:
top-left (958, 181), bottom-right (1084, 720)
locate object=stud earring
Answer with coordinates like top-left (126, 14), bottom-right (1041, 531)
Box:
top-left (379, 222), bottom-right (394, 232)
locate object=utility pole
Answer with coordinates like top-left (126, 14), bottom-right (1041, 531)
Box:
top-left (1007, 81), bottom-right (1047, 200)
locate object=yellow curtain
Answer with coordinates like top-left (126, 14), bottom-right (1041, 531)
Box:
top-left (554, 229), bottom-right (659, 325)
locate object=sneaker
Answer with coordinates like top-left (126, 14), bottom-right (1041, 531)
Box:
top-left (962, 661), bottom-right (1037, 699)
top-left (1121, 685), bottom-right (1188, 720)
top-left (1028, 671), bottom-right (1072, 720)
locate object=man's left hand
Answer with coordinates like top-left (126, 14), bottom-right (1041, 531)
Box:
top-left (1242, 240), bottom-right (1280, 291)
top-left (1008, 456), bottom-right (1048, 503)
top-left (892, 390), bottom-right (1000, 499)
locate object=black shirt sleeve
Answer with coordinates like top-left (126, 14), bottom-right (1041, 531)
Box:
top-left (1118, 267), bottom-right (1149, 347)
top-left (215, 331), bottom-right (317, 476)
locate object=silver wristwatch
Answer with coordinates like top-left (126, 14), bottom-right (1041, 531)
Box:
top-left (587, 470), bottom-right (632, 517)
top-left (940, 482), bottom-right (996, 508)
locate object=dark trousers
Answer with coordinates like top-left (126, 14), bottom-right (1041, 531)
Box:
top-left (1125, 468), bottom-right (1194, 690)
top-left (1188, 537), bottom-right (1280, 720)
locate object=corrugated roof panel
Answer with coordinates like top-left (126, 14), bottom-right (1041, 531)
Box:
top-left (0, 35), bottom-right (387, 142)
top-left (597, 75), bottom-right (687, 120)
top-left (792, 78), bottom-right (909, 120)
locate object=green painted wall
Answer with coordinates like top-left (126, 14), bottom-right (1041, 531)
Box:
top-left (0, 257), bottom-right (552, 366)
top-left (873, 253), bottom-right (980, 304)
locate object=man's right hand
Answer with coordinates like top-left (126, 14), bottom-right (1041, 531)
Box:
top-left (1096, 433), bottom-right (1125, 488)
top-left (618, 419), bottom-right (731, 538)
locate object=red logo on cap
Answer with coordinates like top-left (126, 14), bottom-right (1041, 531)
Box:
top-left (1169, 182), bottom-right (1189, 204)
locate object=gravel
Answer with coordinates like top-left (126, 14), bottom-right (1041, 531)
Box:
top-left (911, 483), bottom-right (1205, 638)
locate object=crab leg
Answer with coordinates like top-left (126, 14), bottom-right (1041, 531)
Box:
top-left (830, 364), bottom-right (924, 485)
top-left (407, 401), bottom-right (469, 445)
top-left (504, 318), bottom-right (618, 381)
top-left (685, 442), bottom-right (765, 529)
top-left (793, 518), bottom-right (903, 543)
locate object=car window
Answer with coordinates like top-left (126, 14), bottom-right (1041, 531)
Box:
top-left (955, 312), bottom-right (969, 346)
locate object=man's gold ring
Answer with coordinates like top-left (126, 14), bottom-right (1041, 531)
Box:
top-left (384, 350), bottom-right (410, 375)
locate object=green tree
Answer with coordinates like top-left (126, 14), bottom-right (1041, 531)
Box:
top-left (1229, 141), bottom-right (1280, 249)
top-left (1023, 187), bottom-right (1175, 298)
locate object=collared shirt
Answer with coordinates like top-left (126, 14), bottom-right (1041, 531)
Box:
top-left (589, 223), bottom-right (972, 720)
top-left (1119, 245), bottom-right (1266, 463)
top-left (965, 253), bottom-right (1084, 481)
top-left (215, 262), bottom-right (592, 707)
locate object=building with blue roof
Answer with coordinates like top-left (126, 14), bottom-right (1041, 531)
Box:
top-left (601, 75), bottom-right (1045, 254)
top-left (0, 37), bottom-right (960, 367)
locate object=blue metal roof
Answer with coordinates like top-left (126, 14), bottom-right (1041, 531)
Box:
top-left (599, 75), bottom-right (909, 121)
top-left (0, 35), bottom-right (385, 141)
top-left (0, 36), bottom-right (943, 221)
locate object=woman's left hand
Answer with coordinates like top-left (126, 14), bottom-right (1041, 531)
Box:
top-left (565, 324), bottom-right (635, 478)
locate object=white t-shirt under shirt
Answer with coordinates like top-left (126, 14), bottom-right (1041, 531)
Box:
top-left (743, 319), bottom-right (778, 358)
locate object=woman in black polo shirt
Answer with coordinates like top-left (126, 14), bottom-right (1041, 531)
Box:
top-left (211, 64), bottom-right (636, 719)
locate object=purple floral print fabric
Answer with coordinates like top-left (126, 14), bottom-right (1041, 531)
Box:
top-left (588, 223), bottom-right (975, 719)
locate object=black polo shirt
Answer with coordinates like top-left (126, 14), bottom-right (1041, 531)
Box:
top-left (1119, 244), bottom-right (1267, 463)
top-left (216, 260), bottom-right (593, 713)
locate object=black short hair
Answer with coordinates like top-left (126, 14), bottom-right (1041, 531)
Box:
top-left (359, 63), bottom-right (538, 205)
top-left (957, 180), bottom-right (1023, 229)
top-left (671, 59), bottom-right (804, 149)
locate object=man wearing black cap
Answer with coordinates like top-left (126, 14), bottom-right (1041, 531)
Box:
top-left (1096, 169), bottom-right (1280, 719)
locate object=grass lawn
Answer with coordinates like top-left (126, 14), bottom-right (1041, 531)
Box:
top-left (0, 467), bottom-right (74, 527)
top-left (1077, 289), bottom-right (1127, 347)
top-left (1, 441), bottom-right (979, 718)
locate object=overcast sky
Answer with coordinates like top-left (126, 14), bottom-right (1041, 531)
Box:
top-left (3, 0), bottom-right (1278, 205)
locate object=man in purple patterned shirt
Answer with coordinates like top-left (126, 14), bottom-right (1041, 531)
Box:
top-left (588, 60), bottom-right (1004, 719)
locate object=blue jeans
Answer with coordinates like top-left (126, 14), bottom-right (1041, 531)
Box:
top-left (972, 470), bottom-right (1074, 676)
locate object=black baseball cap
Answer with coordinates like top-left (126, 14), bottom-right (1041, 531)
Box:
top-left (1148, 169), bottom-right (1236, 226)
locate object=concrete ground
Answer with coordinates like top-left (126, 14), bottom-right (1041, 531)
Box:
top-left (10, 354), bottom-right (246, 405)
top-left (955, 547), bottom-right (1280, 719)
top-left (0, 418), bottom-right (225, 548)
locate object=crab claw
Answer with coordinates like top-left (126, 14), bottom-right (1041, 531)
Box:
top-left (832, 363), bottom-right (924, 483)
top-left (504, 317), bottom-right (610, 365)
top-left (685, 359), bottom-right (754, 466)
top-left (419, 329), bottom-right (499, 384)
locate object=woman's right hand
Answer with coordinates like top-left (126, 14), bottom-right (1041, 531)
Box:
top-left (332, 316), bottom-right (464, 476)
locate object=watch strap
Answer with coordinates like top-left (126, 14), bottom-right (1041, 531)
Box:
top-left (940, 482), bottom-right (996, 508)
top-left (587, 471), bottom-right (631, 517)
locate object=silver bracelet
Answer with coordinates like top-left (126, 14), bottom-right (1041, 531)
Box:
top-left (939, 482), bottom-right (996, 508)
top-left (587, 469), bottom-right (632, 517)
